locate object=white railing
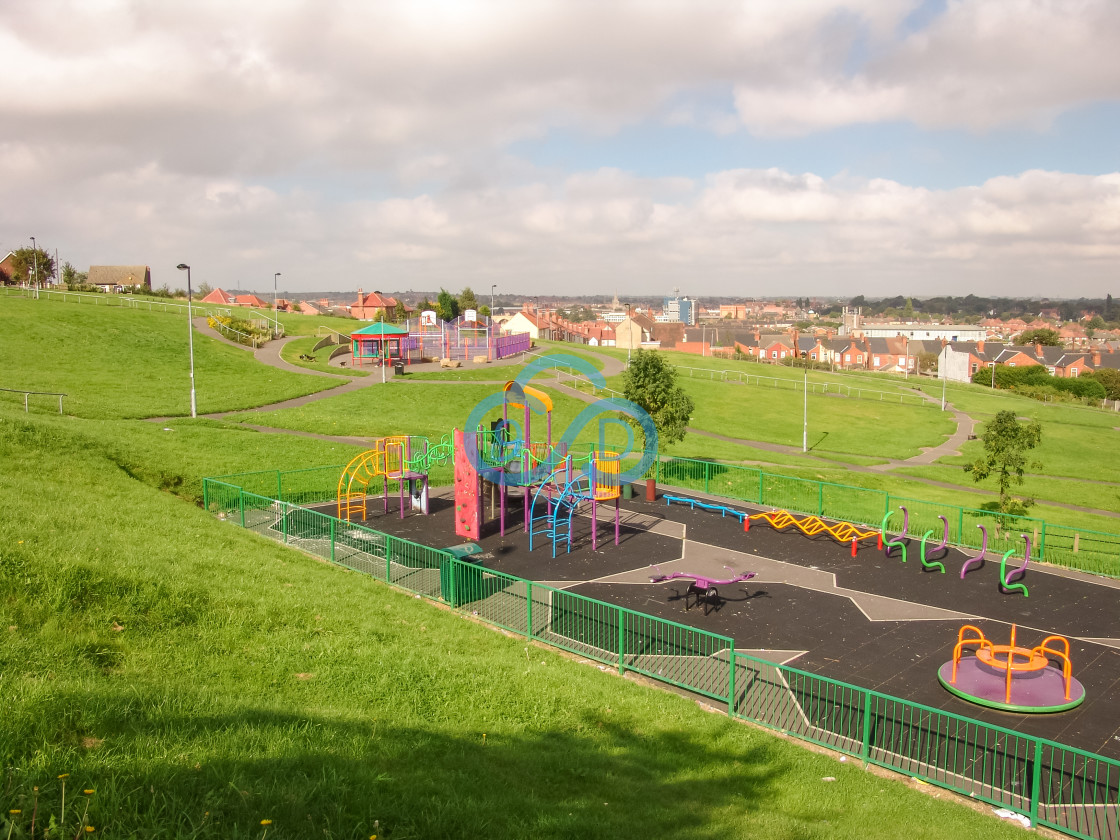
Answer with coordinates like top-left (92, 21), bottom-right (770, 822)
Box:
top-left (0, 387), bottom-right (66, 414)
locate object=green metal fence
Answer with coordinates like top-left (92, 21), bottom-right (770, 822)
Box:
top-left (653, 457), bottom-right (1119, 576)
top-left (203, 472), bottom-right (1120, 839)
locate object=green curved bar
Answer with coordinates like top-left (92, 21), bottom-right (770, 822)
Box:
top-left (919, 529), bottom-right (946, 573)
top-left (880, 510), bottom-right (907, 563)
top-left (999, 548), bottom-right (1029, 597)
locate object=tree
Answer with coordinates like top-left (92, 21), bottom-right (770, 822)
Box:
top-left (621, 350), bottom-right (695, 449)
top-left (60, 261), bottom-right (88, 286)
top-left (964, 411), bottom-right (1042, 514)
top-left (7, 247), bottom-right (56, 286)
top-left (1090, 368), bottom-right (1120, 401)
top-left (416, 296), bottom-right (434, 314)
top-left (393, 299), bottom-right (407, 322)
top-left (436, 288), bottom-right (459, 322)
top-left (196, 281), bottom-right (213, 297)
top-left (1016, 328), bottom-right (1062, 346)
top-left (457, 287), bottom-right (479, 313)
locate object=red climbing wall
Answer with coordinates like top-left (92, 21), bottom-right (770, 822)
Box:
top-left (453, 428), bottom-right (481, 540)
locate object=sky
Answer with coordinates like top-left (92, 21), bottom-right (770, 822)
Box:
top-left (2, 0), bottom-right (1119, 299)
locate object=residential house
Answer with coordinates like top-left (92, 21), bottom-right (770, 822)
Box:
top-left (758, 334), bottom-right (796, 362)
top-left (502, 306), bottom-right (547, 340)
top-left (0, 251), bottom-right (16, 284)
top-left (298, 301), bottom-right (321, 316)
top-left (614, 312), bottom-right (656, 351)
top-left (830, 338), bottom-right (868, 370)
top-left (199, 288), bottom-right (269, 308)
top-left (351, 288), bottom-right (407, 321)
top-left (88, 265), bottom-right (151, 293)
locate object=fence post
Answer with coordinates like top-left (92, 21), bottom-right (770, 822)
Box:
top-left (728, 648), bottom-right (736, 717)
top-left (861, 691), bottom-right (873, 765)
top-left (526, 580), bottom-right (533, 639)
top-left (758, 471), bottom-right (764, 505)
top-left (1039, 522), bottom-right (1047, 563)
top-left (958, 507), bottom-right (964, 545)
top-left (817, 483), bottom-right (823, 516)
top-left (239, 489), bottom-right (245, 528)
top-left (202, 479), bottom-right (209, 512)
top-left (704, 461), bottom-right (710, 494)
top-left (277, 470), bottom-right (283, 502)
top-left (618, 608), bottom-right (625, 675)
top-left (386, 537), bottom-right (392, 584)
top-left (330, 517), bottom-right (335, 564)
top-left (282, 502), bottom-right (289, 544)
top-left (1029, 739), bottom-right (1042, 827)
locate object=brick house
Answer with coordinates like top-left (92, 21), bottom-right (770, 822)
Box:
top-left (351, 288), bottom-right (408, 321)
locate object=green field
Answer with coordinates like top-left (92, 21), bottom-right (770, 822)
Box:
top-left (1, 293), bottom-right (1116, 838)
top-left (0, 297), bottom-right (338, 419)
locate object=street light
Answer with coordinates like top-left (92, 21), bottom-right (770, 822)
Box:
top-left (490, 284), bottom-right (496, 321)
top-left (176, 264), bottom-right (197, 418)
top-left (30, 236), bottom-right (38, 298)
top-left (801, 351), bottom-right (809, 453)
top-left (273, 272), bottom-right (282, 337)
top-left (625, 303), bottom-right (632, 368)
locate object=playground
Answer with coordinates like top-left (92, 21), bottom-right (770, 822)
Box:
top-left (309, 470), bottom-right (1120, 762)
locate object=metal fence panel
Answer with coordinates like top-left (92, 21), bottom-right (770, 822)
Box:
top-left (621, 610), bottom-right (731, 703)
top-left (762, 474), bottom-right (821, 515)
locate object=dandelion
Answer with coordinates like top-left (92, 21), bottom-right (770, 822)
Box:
top-left (84, 789), bottom-right (95, 795)
top-left (85, 827), bottom-right (96, 833)
top-left (7, 811), bottom-right (19, 815)
top-left (7, 810), bottom-right (22, 840)
top-left (260, 819), bottom-right (272, 825)
top-left (260, 818), bottom-right (273, 840)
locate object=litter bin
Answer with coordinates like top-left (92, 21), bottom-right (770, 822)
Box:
top-left (645, 478), bottom-right (657, 502)
top-left (622, 483), bottom-right (634, 500)
top-left (393, 361), bottom-right (405, 376)
top-left (440, 542), bottom-right (484, 607)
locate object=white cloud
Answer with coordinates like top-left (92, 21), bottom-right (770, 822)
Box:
top-left (2, 2), bottom-right (1118, 297)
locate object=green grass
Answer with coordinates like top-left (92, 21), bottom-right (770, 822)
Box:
top-left (279, 336), bottom-right (369, 377)
top-left (0, 297), bottom-right (339, 419)
top-left (0, 412), bottom-right (1029, 840)
top-left (676, 378), bottom-right (955, 460)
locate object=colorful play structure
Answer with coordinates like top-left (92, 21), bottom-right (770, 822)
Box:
top-left (938, 624), bottom-right (1085, 712)
top-left (350, 313), bottom-right (532, 367)
top-left (744, 508), bottom-right (880, 551)
top-left (649, 566), bottom-right (757, 615)
top-left (663, 497), bottom-right (882, 555)
top-left (452, 380), bottom-right (622, 556)
top-left (337, 436), bottom-right (431, 520)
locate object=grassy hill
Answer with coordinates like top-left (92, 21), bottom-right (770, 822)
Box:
top-left (0, 296), bottom-right (1043, 838)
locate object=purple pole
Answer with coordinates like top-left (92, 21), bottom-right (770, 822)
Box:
top-left (615, 497), bottom-right (620, 545)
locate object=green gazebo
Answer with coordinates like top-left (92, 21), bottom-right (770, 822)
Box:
top-left (350, 323), bottom-right (417, 367)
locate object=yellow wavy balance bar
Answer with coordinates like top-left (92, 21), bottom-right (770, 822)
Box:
top-left (751, 509), bottom-right (878, 545)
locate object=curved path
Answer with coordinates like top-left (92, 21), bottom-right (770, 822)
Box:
top-left (181, 325), bottom-right (1118, 519)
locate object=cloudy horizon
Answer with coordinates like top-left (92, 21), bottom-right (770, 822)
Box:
top-left (3, 0), bottom-right (1118, 298)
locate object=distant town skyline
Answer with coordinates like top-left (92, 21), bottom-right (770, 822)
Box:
top-left (3, 1), bottom-right (1118, 298)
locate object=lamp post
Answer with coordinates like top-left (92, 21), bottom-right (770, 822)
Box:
top-left (625, 303), bottom-right (632, 367)
top-left (273, 272), bottom-right (281, 337)
top-left (490, 284), bottom-right (496, 321)
top-left (30, 236), bottom-right (38, 298)
top-left (801, 351), bottom-right (809, 453)
top-left (176, 264), bottom-right (197, 418)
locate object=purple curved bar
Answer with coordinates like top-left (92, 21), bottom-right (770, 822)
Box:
top-left (650, 571), bottom-right (757, 589)
top-left (885, 505), bottom-right (908, 557)
top-left (1004, 535), bottom-right (1031, 585)
top-left (960, 524), bottom-right (988, 578)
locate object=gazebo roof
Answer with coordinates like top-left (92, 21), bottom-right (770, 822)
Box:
top-left (352, 323), bottom-right (409, 337)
